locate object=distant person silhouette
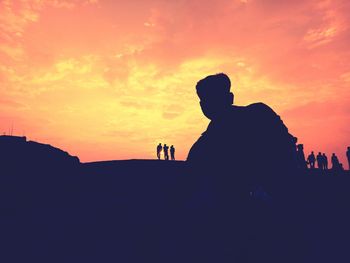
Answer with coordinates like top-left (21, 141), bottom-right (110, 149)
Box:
top-left (170, 145), bottom-right (175, 160)
top-left (331, 153), bottom-right (340, 170)
top-left (316, 152), bottom-right (323, 170)
top-left (307, 151), bottom-right (316, 169)
top-left (322, 153), bottom-right (328, 170)
top-left (296, 144), bottom-right (307, 169)
top-left (163, 144), bottom-right (169, 160)
top-left (347, 147), bottom-right (350, 170)
top-left (157, 143), bottom-right (162, 160)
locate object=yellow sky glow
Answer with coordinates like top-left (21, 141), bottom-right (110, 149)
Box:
top-left (0, 0), bottom-right (349, 163)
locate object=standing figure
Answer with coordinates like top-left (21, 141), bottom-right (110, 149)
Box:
top-left (157, 143), bottom-right (162, 160)
top-left (307, 151), bottom-right (316, 169)
top-left (187, 73), bottom-right (301, 262)
top-left (322, 153), bottom-right (328, 170)
top-left (347, 147), bottom-right (350, 170)
top-left (316, 152), bottom-right (323, 169)
top-left (331, 153), bottom-right (340, 170)
top-left (296, 144), bottom-right (307, 169)
top-left (170, 145), bottom-right (175, 160)
top-left (163, 144), bottom-right (169, 160)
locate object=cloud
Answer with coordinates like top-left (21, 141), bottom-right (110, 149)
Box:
top-left (1, 0), bottom-right (349, 161)
top-left (162, 104), bottom-right (184, 119)
top-left (302, 1), bottom-right (349, 48)
top-left (0, 0), bottom-right (99, 65)
top-left (119, 99), bottom-right (154, 109)
top-left (282, 99), bottom-right (349, 119)
top-left (0, 98), bottom-right (24, 108)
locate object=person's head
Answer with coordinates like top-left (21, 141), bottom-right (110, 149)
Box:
top-left (311, 151), bottom-right (314, 154)
top-left (196, 73), bottom-right (233, 120)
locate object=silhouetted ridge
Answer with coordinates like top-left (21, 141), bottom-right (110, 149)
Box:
top-left (0, 135), bottom-right (80, 175)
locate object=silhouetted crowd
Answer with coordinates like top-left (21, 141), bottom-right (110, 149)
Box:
top-left (157, 140), bottom-right (350, 170)
top-left (156, 143), bottom-right (175, 160)
top-left (297, 144), bottom-right (350, 171)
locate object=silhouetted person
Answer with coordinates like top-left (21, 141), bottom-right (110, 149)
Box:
top-left (296, 144), bottom-right (307, 169)
top-left (186, 73), bottom-right (300, 262)
top-left (163, 144), bottom-right (169, 160)
top-left (322, 153), bottom-right (328, 170)
top-left (170, 145), bottom-right (175, 160)
top-left (188, 73), bottom-right (298, 182)
top-left (307, 151), bottom-right (316, 169)
top-left (347, 147), bottom-right (350, 170)
top-left (331, 153), bottom-right (340, 170)
top-left (157, 143), bottom-right (162, 160)
top-left (316, 152), bottom-right (323, 170)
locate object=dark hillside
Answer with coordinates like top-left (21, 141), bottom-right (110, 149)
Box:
top-left (1, 138), bottom-right (350, 262)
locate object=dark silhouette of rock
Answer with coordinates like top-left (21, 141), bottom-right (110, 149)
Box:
top-left (0, 135), bottom-right (81, 262)
top-left (0, 135), bottom-right (80, 174)
top-left (347, 147), bottom-right (350, 170)
top-left (1, 113), bottom-right (350, 261)
top-left (0, 136), bottom-right (349, 263)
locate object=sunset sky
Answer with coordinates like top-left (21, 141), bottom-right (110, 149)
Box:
top-left (0, 0), bottom-right (349, 163)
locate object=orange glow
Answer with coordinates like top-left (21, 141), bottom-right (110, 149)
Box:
top-left (0, 0), bottom-right (349, 163)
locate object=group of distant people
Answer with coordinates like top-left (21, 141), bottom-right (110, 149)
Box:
top-left (156, 143), bottom-right (175, 161)
top-left (296, 144), bottom-right (350, 171)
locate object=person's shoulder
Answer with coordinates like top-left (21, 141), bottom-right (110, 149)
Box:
top-left (246, 102), bottom-right (276, 115)
top-left (244, 103), bottom-right (281, 122)
top-left (245, 102), bottom-right (291, 132)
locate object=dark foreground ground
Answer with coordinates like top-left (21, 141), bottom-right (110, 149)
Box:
top-left (1, 159), bottom-right (350, 263)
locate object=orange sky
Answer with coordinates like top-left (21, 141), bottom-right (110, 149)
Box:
top-left (0, 0), bottom-right (349, 163)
